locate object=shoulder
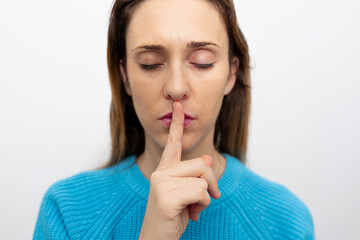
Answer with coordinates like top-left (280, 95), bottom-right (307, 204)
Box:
top-left (43, 156), bottom-right (138, 203)
top-left (45, 165), bottom-right (121, 197)
top-left (227, 155), bottom-right (315, 239)
top-left (35, 158), bottom-right (137, 239)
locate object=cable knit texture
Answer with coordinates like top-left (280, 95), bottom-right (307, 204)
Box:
top-left (33, 153), bottom-right (315, 239)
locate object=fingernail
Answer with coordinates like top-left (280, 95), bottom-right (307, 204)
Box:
top-left (173, 101), bottom-right (178, 113)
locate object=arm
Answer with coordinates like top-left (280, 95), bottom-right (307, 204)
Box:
top-left (307, 216), bottom-right (316, 240)
top-left (33, 186), bottom-right (70, 240)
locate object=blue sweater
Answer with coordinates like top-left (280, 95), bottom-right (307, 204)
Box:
top-left (33, 153), bottom-right (315, 239)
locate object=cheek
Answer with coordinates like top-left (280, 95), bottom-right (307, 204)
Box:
top-left (196, 73), bottom-right (227, 123)
top-left (197, 74), bottom-right (227, 107)
top-left (128, 70), bottom-right (159, 105)
top-left (129, 79), bottom-right (162, 128)
top-left (201, 94), bottom-right (223, 125)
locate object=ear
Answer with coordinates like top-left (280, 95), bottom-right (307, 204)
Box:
top-left (119, 60), bottom-right (132, 96)
top-left (224, 56), bottom-right (239, 95)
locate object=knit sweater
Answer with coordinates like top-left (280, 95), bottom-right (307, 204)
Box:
top-left (33, 153), bottom-right (315, 239)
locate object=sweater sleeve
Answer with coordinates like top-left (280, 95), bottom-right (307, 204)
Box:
top-left (33, 185), bottom-right (70, 240)
top-left (306, 210), bottom-right (316, 239)
top-left (262, 185), bottom-right (316, 240)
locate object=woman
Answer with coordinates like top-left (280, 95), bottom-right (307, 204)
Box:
top-left (33, 0), bottom-right (315, 239)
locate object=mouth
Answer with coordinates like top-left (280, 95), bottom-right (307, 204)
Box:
top-left (159, 112), bottom-right (195, 128)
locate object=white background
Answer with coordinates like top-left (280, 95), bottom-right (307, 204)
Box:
top-left (0, 0), bottom-right (359, 239)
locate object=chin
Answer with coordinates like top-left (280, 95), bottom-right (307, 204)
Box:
top-left (180, 134), bottom-right (201, 154)
top-left (155, 132), bottom-right (194, 152)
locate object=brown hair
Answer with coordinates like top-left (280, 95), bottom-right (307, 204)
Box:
top-left (100, 0), bottom-right (251, 169)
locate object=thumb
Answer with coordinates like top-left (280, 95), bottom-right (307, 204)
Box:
top-left (200, 154), bottom-right (213, 168)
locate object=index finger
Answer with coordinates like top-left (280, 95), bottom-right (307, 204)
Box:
top-left (157, 100), bottom-right (184, 169)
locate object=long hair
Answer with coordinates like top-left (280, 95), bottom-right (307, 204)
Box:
top-left (99, 0), bottom-right (251, 169)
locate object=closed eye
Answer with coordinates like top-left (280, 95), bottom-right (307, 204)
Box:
top-left (192, 63), bottom-right (214, 70)
top-left (139, 63), bottom-right (214, 71)
top-left (139, 64), bottom-right (163, 70)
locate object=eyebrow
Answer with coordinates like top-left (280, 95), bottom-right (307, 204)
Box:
top-left (132, 41), bottom-right (220, 51)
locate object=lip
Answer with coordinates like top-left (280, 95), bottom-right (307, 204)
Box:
top-left (159, 112), bottom-right (195, 128)
top-left (159, 112), bottom-right (195, 120)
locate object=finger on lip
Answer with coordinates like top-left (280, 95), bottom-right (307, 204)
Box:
top-left (172, 100), bottom-right (184, 128)
top-left (158, 101), bottom-right (184, 168)
top-left (158, 101), bottom-right (194, 120)
top-left (160, 112), bottom-right (194, 120)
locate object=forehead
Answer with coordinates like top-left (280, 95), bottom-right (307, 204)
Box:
top-left (126, 0), bottom-right (228, 50)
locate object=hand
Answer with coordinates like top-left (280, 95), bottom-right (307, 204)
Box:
top-left (139, 101), bottom-right (221, 240)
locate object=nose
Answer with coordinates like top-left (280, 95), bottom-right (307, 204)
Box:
top-left (163, 64), bottom-right (190, 101)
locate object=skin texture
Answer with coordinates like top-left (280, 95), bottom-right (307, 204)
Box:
top-left (119, 0), bottom-right (239, 239)
top-left (120, 0), bottom-right (239, 177)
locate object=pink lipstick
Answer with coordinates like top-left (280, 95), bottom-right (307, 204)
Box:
top-left (159, 112), bottom-right (195, 128)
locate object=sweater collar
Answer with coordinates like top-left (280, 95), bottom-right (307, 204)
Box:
top-left (117, 153), bottom-right (246, 206)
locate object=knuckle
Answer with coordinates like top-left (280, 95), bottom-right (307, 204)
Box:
top-left (194, 186), bottom-right (203, 197)
top-left (197, 178), bottom-right (208, 190)
top-left (150, 171), bottom-right (161, 182)
top-left (150, 170), bottom-right (167, 187)
top-left (165, 133), bottom-right (181, 149)
top-left (168, 129), bottom-right (180, 143)
top-left (204, 192), bottom-right (211, 205)
top-left (195, 157), bottom-right (207, 169)
top-left (166, 132), bottom-right (173, 144)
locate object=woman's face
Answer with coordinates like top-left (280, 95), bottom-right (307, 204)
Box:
top-left (121, 0), bottom-right (239, 154)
